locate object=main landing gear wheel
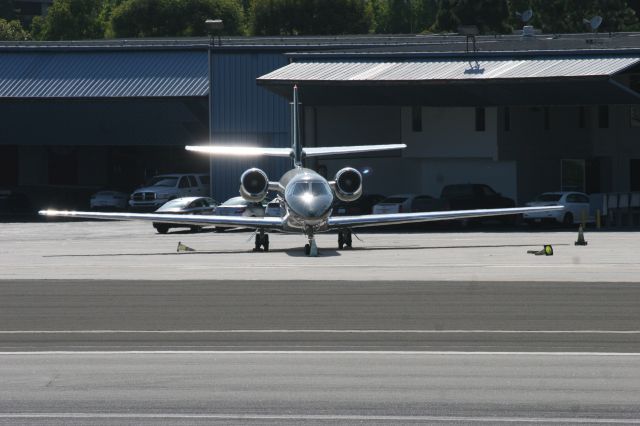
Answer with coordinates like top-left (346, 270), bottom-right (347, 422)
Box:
top-left (338, 229), bottom-right (352, 249)
top-left (253, 232), bottom-right (269, 252)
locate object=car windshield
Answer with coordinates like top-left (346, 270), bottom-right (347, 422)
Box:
top-left (221, 197), bottom-right (248, 206)
top-left (161, 199), bottom-right (192, 209)
top-left (382, 197), bottom-right (407, 204)
top-left (146, 176), bottom-right (178, 187)
top-left (535, 194), bottom-right (562, 202)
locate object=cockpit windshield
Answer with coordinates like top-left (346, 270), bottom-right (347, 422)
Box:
top-left (290, 181), bottom-right (331, 198)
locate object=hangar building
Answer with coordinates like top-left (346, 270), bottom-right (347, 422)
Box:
top-left (0, 33), bottom-right (639, 209)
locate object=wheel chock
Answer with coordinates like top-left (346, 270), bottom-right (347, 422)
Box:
top-left (527, 245), bottom-right (554, 256)
top-left (177, 241), bottom-right (195, 252)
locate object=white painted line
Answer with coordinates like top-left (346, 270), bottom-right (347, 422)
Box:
top-left (0, 413), bottom-right (636, 423)
top-left (0, 329), bottom-right (638, 334)
top-left (0, 351), bottom-right (639, 356)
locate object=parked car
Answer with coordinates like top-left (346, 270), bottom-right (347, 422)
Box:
top-left (440, 184), bottom-right (516, 226)
top-left (409, 195), bottom-right (450, 212)
top-left (333, 194), bottom-right (385, 216)
top-left (152, 196), bottom-right (217, 234)
top-left (214, 196), bottom-right (265, 218)
top-left (129, 174), bottom-right (209, 211)
top-left (523, 192), bottom-right (592, 226)
top-left (372, 194), bottom-right (416, 214)
top-left (89, 190), bottom-right (128, 210)
top-left (440, 184), bottom-right (515, 210)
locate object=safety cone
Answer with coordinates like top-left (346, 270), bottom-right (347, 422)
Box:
top-left (575, 225), bottom-right (588, 246)
top-left (527, 245), bottom-right (554, 256)
top-left (177, 241), bottom-right (195, 252)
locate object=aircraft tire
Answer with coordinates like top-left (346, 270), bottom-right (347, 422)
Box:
top-left (154, 224), bottom-right (169, 234)
top-left (338, 233), bottom-right (344, 249)
top-left (304, 244), bottom-right (310, 255)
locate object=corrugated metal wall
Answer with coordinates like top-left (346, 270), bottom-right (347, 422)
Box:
top-left (211, 52), bottom-right (291, 201)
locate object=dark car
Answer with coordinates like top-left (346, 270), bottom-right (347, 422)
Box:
top-left (333, 194), bottom-right (386, 216)
top-left (440, 184), bottom-right (516, 225)
top-left (152, 196), bottom-right (217, 234)
top-left (440, 184), bottom-right (515, 210)
top-left (410, 195), bottom-right (450, 212)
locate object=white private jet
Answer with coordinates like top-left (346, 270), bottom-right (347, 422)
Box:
top-left (40, 86), bottom-right (562, 256)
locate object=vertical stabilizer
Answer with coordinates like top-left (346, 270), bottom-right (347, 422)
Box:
top-left (291, 85), bottom-right (302, 167)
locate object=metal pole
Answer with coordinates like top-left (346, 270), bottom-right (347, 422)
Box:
top-left (208, 34), bottom-right (214, 198)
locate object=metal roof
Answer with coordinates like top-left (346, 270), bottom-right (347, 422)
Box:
top-left (0, 50), bottom-right (207, 98)
top-left (258, 56), bottom-right (640, 84)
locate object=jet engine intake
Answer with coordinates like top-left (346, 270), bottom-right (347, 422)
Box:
top-left (334, 167), bottom-right (362, 202)
top-left (240, 168), bottom-right (269, 202)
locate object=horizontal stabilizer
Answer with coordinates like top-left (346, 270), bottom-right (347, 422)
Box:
top-left (186, 145), bottom-right (293, 157)
top-left (302, 144), bottom-right (406, 158)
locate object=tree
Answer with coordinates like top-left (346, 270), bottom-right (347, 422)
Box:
top-left (32, 0), bottom-right (104, 40)
top-left (431, 0), bottom-right (459, 32)
top-left (108, 0), bottom-right (245, 37)
top-left (0, 18), bottom-right (30, 40)
top-left (0, 0), bottom-right (16, 20)
top-left (249, 0), bottom-right (372, 36)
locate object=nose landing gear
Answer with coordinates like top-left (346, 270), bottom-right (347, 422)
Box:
top-left (338, 229), bottom-right (352, 249)
top-left (253, 230), bottom-right (269, 252)
top-left (304, 227), bottom-right (318, 256)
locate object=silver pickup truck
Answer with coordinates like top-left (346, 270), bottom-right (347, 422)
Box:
top-left (129, 173), bottom-right (209, 211)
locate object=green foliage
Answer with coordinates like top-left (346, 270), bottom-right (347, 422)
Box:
top-left (372, 0), bottom-right (438, 33)
top-left (108, 0), bottom-right (245, 37)
top-left (0, 18), bottom-right (30, 40)
top-left (14, 0), bottom-right (640, 40)
top-left (249, 0), bottom-right (371, 35)
top-left (32, 0), bottom-right (104, 40)
top-left (432, 0), bottom-right (510, 33)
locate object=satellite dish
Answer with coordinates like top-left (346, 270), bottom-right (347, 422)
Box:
top-left (584, 15), bottom-right (603, 31)
top-left (516, 9), bottom-right (533, 23)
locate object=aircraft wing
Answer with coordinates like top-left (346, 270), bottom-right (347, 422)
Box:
top-left (328, 206), bottom-right (564, 228)
top-left (302, 144), bottom-right (406, 157)
top-left (39, 210), bottom-right (283, 229)
top-left (185, 145), bottom-right (293, 157)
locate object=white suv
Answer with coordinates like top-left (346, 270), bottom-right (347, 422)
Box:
top-left (129, 174), bottom-right (209, 211)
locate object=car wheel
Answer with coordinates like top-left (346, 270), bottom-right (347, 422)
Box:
top-left (562, 212), bottom-right (574, 226)
top-left (154, 224), bottom-right (169, 234)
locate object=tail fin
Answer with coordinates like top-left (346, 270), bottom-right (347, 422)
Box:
top-left (291, 84), bottom-right (302, 167)
top-left (186, 85), bottom-right (405, 161)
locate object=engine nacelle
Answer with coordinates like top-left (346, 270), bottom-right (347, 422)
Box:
top-left (240, 168), bottom-right (269, 202)
top-left (333, 167), bottom-right (363, 202)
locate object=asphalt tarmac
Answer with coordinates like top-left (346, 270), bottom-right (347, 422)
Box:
top-left (2, 352), bottom-right (639, 425)
top-left (2, 221), bottom-right (640, 424)
top-left (2, 221), bottom-right (640, 281)
top-left (1, 280), bottom-right (639, 352)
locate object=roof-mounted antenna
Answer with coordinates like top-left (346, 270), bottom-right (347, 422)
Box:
top-left (516, 9), bottom-right (533, 23)
top-left (516, 9), bottom-right (535, 37)
top-left (584, 15), bottom-right (603, 33)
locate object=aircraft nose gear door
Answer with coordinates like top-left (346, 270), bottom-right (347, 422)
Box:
top-left (338, 229), bottom-right (352, 249)
top-left (254, 230), bottom-right (269, 252)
